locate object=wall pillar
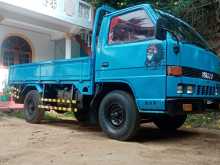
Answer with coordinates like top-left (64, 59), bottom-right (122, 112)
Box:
top-left (65, 33), bottom-right (72, 59)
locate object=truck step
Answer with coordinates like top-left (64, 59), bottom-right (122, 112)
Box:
top-left (41, 98), bottom-right (76, 104)
top-left (38, 105), bottom-right (78, 112)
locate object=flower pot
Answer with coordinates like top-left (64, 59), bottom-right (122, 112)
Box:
top-left (0, 95), bottom-right (9, 102)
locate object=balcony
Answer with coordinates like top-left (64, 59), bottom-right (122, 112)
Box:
top-left (0, 0), bottom-right (94, 38)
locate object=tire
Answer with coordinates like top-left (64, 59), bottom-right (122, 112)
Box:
top-left (24, 90), bottom-right (44, 124)
top-left (153, 114), bottom-right (187, 131)
top-left (98, 90), bottom-right (139, 141)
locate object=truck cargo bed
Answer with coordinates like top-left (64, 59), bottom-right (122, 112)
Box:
top-left (9, 57), bottom-right (92, 84)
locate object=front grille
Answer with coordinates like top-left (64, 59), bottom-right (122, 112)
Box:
top-left (197, 85), bottom-right (216, 96)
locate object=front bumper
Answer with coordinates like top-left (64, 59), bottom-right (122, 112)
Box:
top-left (166, 98), bottom-right (220, 115)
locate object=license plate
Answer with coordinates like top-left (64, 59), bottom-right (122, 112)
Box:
top-left (183, 104), bottom-right (192, 112)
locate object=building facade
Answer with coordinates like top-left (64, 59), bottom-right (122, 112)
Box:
top-left (0, 0), bottom-right (93, 93)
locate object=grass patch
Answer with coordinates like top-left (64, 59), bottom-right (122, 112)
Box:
top-left (184, 112), bottom-right (220, 129)
top-left (3, 110), bottom-right (75, 121)
top-left (45, 111), bottom-right (75, 121)
top-left (0, 112), bottom-right (5, 117)
top-left (10, 111), bottom-right (25, 119)
top-left (3, 110), bottom-right (220, 130)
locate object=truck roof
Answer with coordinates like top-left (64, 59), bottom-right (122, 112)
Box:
top-left (105, 4), bottom-right (152, 17)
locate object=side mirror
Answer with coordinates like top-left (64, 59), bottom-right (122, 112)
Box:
top-left (156, 17), bottom-right (167, 41)
top-left (171, 33), bottom-right (180, 54)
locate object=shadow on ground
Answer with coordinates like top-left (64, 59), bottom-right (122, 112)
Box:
top-left (41, 119), bottom-right (202, 143)
top-left (1, 111), bottom-right (218, 143)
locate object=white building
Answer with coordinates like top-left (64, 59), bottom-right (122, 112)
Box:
top-left (0, 0), bottom-right (94, 93)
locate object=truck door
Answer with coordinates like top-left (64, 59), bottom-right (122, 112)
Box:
top-left (96, 9), bottom-right (167, 112)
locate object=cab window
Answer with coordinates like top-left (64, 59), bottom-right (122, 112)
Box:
top-left (108, 10), bottom-right (154, 44)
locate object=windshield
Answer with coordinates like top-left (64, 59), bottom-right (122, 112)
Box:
top-left (158, 12), bottom-right (212, 51)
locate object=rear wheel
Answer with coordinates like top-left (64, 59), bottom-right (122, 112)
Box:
top-left (99, 90), bottom-right (139, 141)
top-left (24, 90), bottom-right (44, 124)
top-left (153, 114), bottom-right (187, 131)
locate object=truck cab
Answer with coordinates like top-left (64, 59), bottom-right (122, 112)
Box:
top-left (8, 4), bottom-right (220, 141)
top-left (96, 4), bottom-right (220, 117)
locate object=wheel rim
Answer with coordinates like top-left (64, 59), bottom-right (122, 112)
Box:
top-left (27, 99), bottom-right (36, 116)
top-left (106, 103), bottom-right (125, 127)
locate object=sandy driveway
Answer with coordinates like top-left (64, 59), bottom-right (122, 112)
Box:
top-left (0, 112), bottom-right (220, 165)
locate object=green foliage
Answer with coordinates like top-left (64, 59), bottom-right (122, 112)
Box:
top-left (88, 0), bottom-right (218, 43)
top-left (88, 0), bottom-right (194, 15)
top-left (184, 113), bottom-right (220, 130)
top-left (3, 86), bottom-right (11, 98)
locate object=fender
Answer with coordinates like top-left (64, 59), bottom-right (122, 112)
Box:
top-left (90, 81), bottom-right (136, 110)
top-left (13, 84), bottom-right (43, 103)
top-left (22, 84), bottom-right (43, 94)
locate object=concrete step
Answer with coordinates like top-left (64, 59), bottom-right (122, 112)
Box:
top-left (0, 101), bottom-right (23, 111)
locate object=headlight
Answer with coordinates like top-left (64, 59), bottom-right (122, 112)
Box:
top-left (215, 88), bottom-right (218, 96)
top-left (187, 85), bottom-right (193, 94)
top-left (177, 85), bottom-right (183, 94)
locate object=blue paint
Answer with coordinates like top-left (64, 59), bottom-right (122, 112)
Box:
top-left (8, 4), bottom-right (220, 114)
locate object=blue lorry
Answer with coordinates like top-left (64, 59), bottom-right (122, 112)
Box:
top-left (8, 4), bottom-right (220, 140)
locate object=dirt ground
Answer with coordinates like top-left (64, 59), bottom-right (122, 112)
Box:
top-left (0, 112), bottom-right (220, 165)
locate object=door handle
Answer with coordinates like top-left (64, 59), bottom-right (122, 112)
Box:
top-left (101, 62), bottom-right (109, 68)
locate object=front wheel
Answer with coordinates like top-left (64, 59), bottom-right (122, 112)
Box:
top-left (98, 90), bottom-right (139, 141)
top-left (24, 90), bottom-right (44, 124)
top-left (153, 114), bottom-right (187, 131)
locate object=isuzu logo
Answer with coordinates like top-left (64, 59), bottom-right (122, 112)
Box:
top-left (202, 72), bottom-right (214, 80)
